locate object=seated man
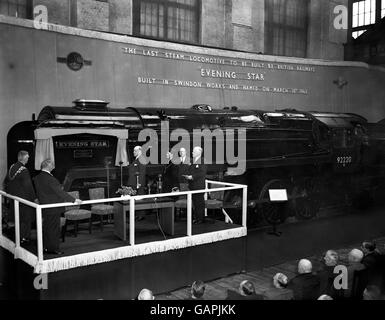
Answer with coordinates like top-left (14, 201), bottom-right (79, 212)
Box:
top-left (137, 288), bottom-right (155, 300)
top-left (346, 249), bottom-right (366, 299)
top-left (363, 285), bottom-right (385, 300)
top-left (226, 280), bottom-right (264, 300)
top-left (190, 280), bottom-right (206, 300)
top-left (361, 241), bottom-right (381, 269)
top-left (361, 241), bottom-right (383, 286)
top-left (318, 295), bottom-right (333, 300)
top-left (287, 259), bottom-right (320, 300)
top-left (317, 250), bottom-right (340, 299)
top-left (273, 273), bottom-right (289, 289)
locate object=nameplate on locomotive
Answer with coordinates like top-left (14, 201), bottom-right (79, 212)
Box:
top-left (55, 140), bottom-right (109, 149)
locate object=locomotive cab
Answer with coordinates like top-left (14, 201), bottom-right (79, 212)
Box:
top-left (309, 112), bottom-right (368, 174)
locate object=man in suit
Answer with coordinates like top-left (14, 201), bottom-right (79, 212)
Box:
top-left (287, 259), bottom-right (321, 300)
top-left (7, 150), bottom-right (37, 243)
top-left (346, 249), bottom-right (366, 299)
top-left (162, 151), bottom-right (179, 193)
top-left (163, 148), bottom-right (190, 192)
top-left (128, 146), bottom-right (147, 195)
top-left (190, 280), bottom-right (206, 300)
top-left (183, 146), bottom-right (206, 224)
top-left (33, 159), bottom-right (81, 255)
top-left (317, 250), bottom-right (340, 299)
top-left (177, 148), bottom-right (190, 191)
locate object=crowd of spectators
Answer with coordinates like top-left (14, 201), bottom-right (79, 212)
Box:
top-left (137, 240), bottom-right (385, 300)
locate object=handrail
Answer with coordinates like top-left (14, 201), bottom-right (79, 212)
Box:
top-left (0, 179), bottom-right (247, 266)
top-left (1, 184), bottom-right (244, 209)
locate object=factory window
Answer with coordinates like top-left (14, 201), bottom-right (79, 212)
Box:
top-left (382, 0), bottom-right (385, 17)
top-left (265, 0), bottom-right (309, 58)
top-left (351, 0), bottom-right (383, 39)
top-left (133, 0), bottom-right (200, 44)
top-left (0, 0), bottom-right (32, 19)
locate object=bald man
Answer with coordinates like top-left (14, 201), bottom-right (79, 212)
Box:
top-left (287, 259), bottom-right (320, 300)
top-left (177, 148), bottom-right (191, 191)
top-left (127, 146), bottom-right (147, 195)
top-left (137, 288), bottom-right (155, 300)
top-left (184, 147), bottom-right (207, 224)
top-left (346, 249), bottom-right (365, 298)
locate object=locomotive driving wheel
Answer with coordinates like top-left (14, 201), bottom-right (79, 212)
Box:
top-left (258, 179), bottom-right (288, 225)
top-left (292, 178), bottom-right (320, 220)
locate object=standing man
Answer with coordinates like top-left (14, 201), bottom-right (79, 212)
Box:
top-left (128, 146), bottom-right (147, 195)
top-left (177, 148), bottom-right (190, 191)
top-left (162, 151), bottom-right (178, 193)
top-left (33, 159), bottom-right (81, 255)
top-left (7, 151), bottom-right (37, 243)
top-left (184, 146), bottom-right (206, 224)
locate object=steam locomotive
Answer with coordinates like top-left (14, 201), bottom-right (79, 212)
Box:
top-left (6, 100), bottom-right (385, 227)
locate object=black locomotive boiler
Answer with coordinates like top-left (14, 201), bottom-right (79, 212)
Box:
top-left (6, 100), bottom-right (385, 228)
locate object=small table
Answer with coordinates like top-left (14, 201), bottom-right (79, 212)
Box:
top-left (113, 198), bottom-right (175, 241)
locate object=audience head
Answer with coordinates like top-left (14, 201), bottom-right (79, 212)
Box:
top-left (318, 295), bottom-right (333, 300)
top-left (137, 288), bottom-right (154, 300)
top-left (323, 250), bottom-right (339, 267)
top-left (298, 259), bottom-right (312, 274)
top-left (41, 159), bottom-right (54, 172)
top-left (348, 249), bottom-right (364, 264)
top-left (239, 280), bottom-right (255, 296)
top-left (191, 280), bottom-right (206, 299)
top-left (363, 285), bottom-right (383, 300)
top-left (17, 150), bottom-right (29, 164)
top-left (273, 273), bottom-right (288, 289)
top-left (362, 241), bottom-right (376, 254)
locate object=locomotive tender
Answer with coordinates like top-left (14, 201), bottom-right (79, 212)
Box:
top-left (6, 100), bottom-right (385, 227)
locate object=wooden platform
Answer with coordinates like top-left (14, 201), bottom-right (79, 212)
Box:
top-left (0, 214), bottom-right (247, 300)
top-left (4, 214), bottom-right (240, 259)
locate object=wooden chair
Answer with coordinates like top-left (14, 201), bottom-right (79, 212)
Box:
top-left (63, 191), bottom-right (92, 239)
top-left (88, 188), bottom-right (114, 231)
top-left (205, 184), bottom-right (225, 221)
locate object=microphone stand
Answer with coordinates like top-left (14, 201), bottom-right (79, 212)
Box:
top-left (119, 161), bottom-right (123, 187)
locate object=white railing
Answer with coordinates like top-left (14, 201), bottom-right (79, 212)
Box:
top-left (0, 180), bottom-right (247, 270)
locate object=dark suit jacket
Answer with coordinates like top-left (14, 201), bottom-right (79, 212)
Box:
top-left (178, 157), bottom-right (191, 184)
top-left (225, 290), bottom-right (264, 300)
top-left (362, 252), bottom-right (380, 269)
top-left (162, 161), bottom-right (178, 193)
top-left (128, 156), bottom-right (147, 194)
top-left (287, 273), bottom-right (320, 300)
top-left (33, 171), bottom-right (75, 214)
top-left (188, 158), bottom-right (206, 190)
top-left (7, 161), bottom-right (36, 201)
top-left (317, 264), bottom-right (339, 298)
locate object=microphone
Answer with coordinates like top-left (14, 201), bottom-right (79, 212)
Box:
top-left (135, 172), bottom-right (140, 190)
top-left (157, 174), bottom-right (162, 193)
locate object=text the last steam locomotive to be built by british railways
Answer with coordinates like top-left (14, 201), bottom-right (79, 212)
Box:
top-left (122, 46), bottom-right (314, 95)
